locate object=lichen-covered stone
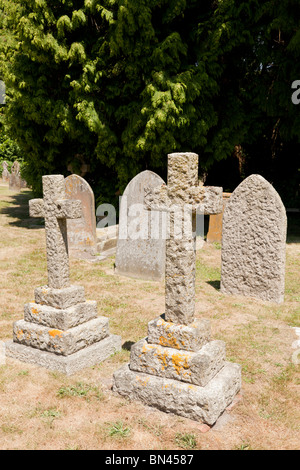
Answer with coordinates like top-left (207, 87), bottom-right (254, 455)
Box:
top-left (147, 316), bottom-right (210, 352)
top-left (130, 338), bottom-right (225, 387)
top-left (29, 175), bottom-right (82, 289)
top-left (200, 186), bottom-right (223, 215)
top-left (221, 174), bottom-right (287, 303)
top-left (34, 285), bottom-right (85, 309)
top-left (113, 153), bottom-right (241, 423)
top-left (6, 335), bottom-right (122, 376)
top-left (113, 362), bottom-right (242, 426)
top-left (13, 317), bottom-right (109, 356)
top-left (6, 174), bottom-right (122, 375)
top-left (144, 153), bottom-right (222, 325)
top-left (24, 300), bottom-right (98, 330)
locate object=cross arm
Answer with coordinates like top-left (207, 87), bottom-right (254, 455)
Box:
top-left (29, 199), bottom-right (45, 218)
top-left (55, 199), bottom-right (82, 219)
top-left (198, 186), bottom-right (223, 214)
top-left (144, 184), bottom-right (169, 212)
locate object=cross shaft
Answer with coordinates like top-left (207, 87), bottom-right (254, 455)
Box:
top-left (29, 175), bottom-right (82, 289)
top-left (145, 153), bottom-right (223, 325)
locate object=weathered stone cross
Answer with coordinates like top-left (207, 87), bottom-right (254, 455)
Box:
top-left (29, 175), bottom-right (82, 290)
top-left (145, 152), bottom-right (222, 325)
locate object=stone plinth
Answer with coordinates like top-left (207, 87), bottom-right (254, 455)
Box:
top-left (113, 316), bottom-right (241, 425)
top-left (6, 287), bottom-right (121, 375)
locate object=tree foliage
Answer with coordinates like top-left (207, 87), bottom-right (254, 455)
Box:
top-left (0, 0), bottom-right (299, 206)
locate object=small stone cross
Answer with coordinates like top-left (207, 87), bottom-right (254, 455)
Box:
top-left (145, 153), bottom-right (223, 325)
top-left (29, 175), bottom-right (82, 290)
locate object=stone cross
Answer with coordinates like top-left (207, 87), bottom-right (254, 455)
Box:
top-left (29, 175), bottom-right (82, 290)
top-left (145, 153), bottom-right (223, 325)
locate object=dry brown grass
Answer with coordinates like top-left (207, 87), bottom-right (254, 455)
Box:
top-left (0, 184), bottom-right (299, 450)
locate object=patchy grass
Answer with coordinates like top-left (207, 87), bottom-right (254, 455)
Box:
top-left (0, 183), bottom-right (299, 450)
top-left (175, 432), bottom-right (198, 450)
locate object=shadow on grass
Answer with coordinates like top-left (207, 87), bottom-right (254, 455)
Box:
top-left (0, 188), bottom-right (44, 229)
top-left (206, 280), bottom-right (221, 291)
top-left (122, 341), bottom-right (135, 351)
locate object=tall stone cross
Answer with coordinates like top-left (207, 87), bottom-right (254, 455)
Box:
top-left (145, 152), bottom-right (223, 325)
top-left (29, 175), bottom-right (82, 290)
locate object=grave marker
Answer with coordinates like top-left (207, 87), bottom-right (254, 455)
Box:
top-left (9, 161), bottom-right (27, 190)
top-left (113, 153), bottom-right (242, 425)
top-left (6, 175), bottom-right (121, 374)
top-left (115, 170), bottom-right (166, 281)
top-left (221, 174), bottom-right (287, 303)
top-left (65, 174), bottom-right (97, 259)
top-left (1, 161), bottom-right (10, 182)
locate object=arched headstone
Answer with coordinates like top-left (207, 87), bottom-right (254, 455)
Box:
top-left (9, 160), bottom-right (27, 190)
top-left (65, 175), bottom-right (97, 258)
top-left (1, 161), bottom-right (10, 182)
top-left (221, 174), bottom-right (287, 303)
top-left (115, 170), bottom-right (166, 281)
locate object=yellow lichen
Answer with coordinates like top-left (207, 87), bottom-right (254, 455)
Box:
top-left (155, 350), bottom-right (168, 371)
top-left (171, 352), bottom-right (190, 376)
top-left (48, 329), bottom-right (63, 339)
top-left (16, 329), bottom-right (24, 340)
top-left (158, 335), bottom-right (180, 349)
top-left (136, 376), bottom-right (150, 386)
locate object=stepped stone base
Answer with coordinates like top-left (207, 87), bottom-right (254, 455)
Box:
top-left (148, 316), bottom-right (211, 351)
top-left (24, 300), bottom-right (98, 330)
top-left (6, 334), bottom-right (122, 375)
top-left (8, 281), bottom-right (122, 374)
top-left (113, 314), bottom-right (242, 424)
top-left (13, 317), bottom-right (110, 356)
top-left (35, 285), bottom-right (85, 309)
top-left (130, 338), bottom-right (226, 387)
top-left (113, 362), bottom-right (242, 425)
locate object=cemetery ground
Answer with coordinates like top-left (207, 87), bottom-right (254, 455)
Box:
top-left (0, 184), bottom-right (299, 451)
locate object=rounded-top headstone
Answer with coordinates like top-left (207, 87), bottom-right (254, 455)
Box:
top-left (221, 174), bottom-right (287, 303)
top-left (115, 170), bottom-right (166, 281)
top-left (65, 174), bottom-right (97, 257)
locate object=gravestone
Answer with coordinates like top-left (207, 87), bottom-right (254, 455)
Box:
top-left (65, 174), bottom-right (97, 259)
top-left (1, 161), bottom-right (10, 182)
top-left (115, 170), bottom-right (166, 281)
top-left (6, 175), bottom-right (121, 374)
top-left (221, 174), bottom-right (287, 304)
top-left (113, 153), bottom-right (242, 425)
top-left (9, 160), bottom-right (27, 190)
